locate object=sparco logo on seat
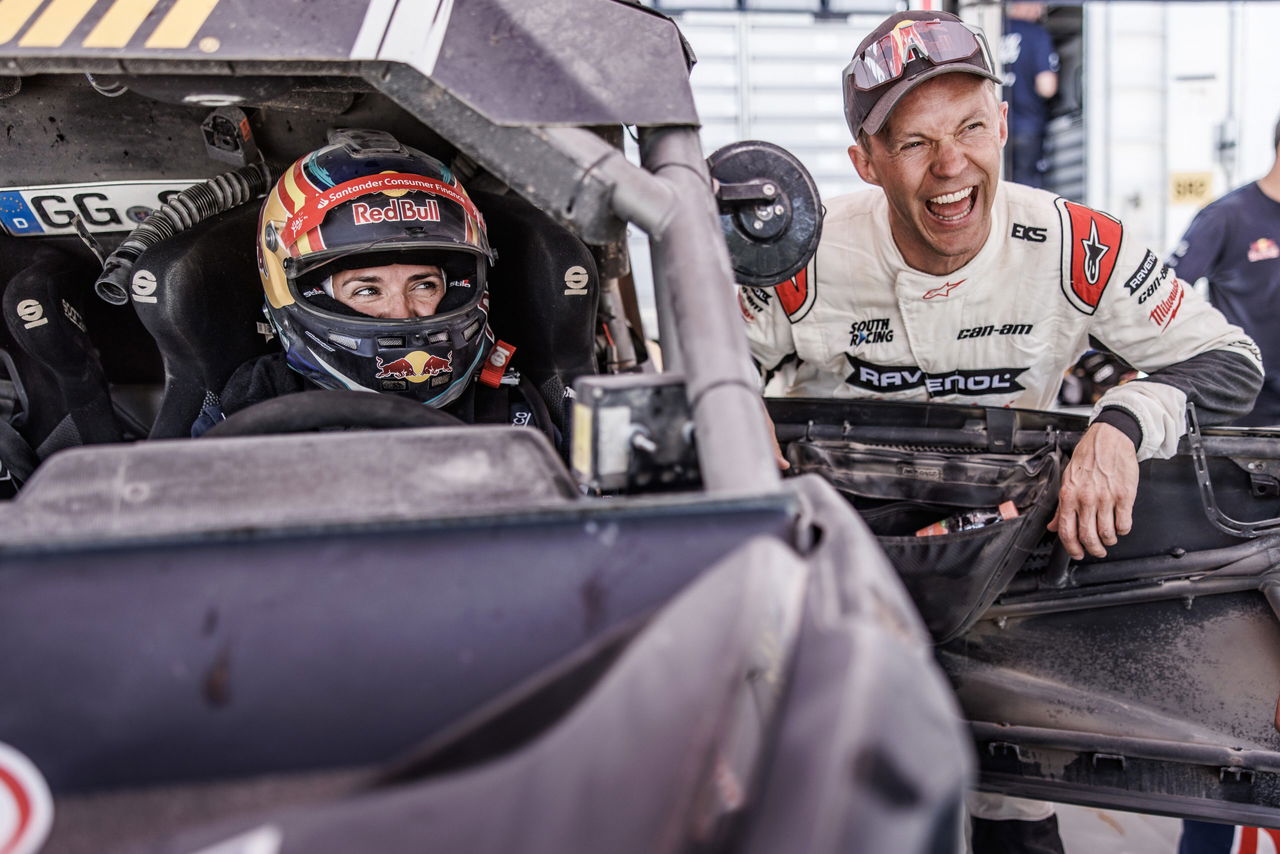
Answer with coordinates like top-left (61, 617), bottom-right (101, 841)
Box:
top-left (844, 356), bottom-right (1026, 396)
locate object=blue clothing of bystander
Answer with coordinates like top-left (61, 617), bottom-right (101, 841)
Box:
top-left (1002, 17), bottom-right (1059, 187)
top-left (1169, 182), bottom-right (1280, 426)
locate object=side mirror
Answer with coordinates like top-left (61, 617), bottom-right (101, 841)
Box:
top-left (707, 140), bottom-right (822, 288)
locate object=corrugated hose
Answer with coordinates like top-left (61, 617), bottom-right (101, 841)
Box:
top-left (94, 162), bottom-right (271, 305)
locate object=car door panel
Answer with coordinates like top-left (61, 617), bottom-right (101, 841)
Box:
top-left (769, 397), bottom-right (1280, 826)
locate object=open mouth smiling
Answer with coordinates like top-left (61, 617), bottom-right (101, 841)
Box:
top-left (925, 186), bottom-right (976, 223)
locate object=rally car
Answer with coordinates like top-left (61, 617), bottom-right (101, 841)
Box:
top-left (0, 1), bottom-right (1277, 852)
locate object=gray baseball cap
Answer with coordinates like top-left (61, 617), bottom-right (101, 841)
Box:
top-left (843, 11), bottom-right (1002, 139)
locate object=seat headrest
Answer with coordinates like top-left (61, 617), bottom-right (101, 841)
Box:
top-left (472, 190), bottom-right (598, 390)
top-left (131, 204), bottom-right (277, 437)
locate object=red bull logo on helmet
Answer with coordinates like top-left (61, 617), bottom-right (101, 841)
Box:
top-left (352, 198), bottom-right (441, 226)
top-left (375, 351), bottom-right (453, 383)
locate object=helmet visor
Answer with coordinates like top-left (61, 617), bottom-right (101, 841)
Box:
top-left (290, 240), bottom-right (486, 322)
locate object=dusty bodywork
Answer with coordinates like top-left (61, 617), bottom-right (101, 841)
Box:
top-left (0, 2), bottom-right (966, 853)
top-left (770, 397), bottom-right (1280, 828)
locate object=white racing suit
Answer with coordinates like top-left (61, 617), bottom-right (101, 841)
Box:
top-left (741, 181), bottom-right (1264, 460)
top-left (741, 181), bottom-right (1263, 840)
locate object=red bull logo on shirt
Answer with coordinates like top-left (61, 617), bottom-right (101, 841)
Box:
top-left (1248, 238), bottom-right (1279, 263)
top-left (375, 351), bottom-right (453, 383)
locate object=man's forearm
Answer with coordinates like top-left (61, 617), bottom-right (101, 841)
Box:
top-left (1093, 347), bottom-right (1263, 459)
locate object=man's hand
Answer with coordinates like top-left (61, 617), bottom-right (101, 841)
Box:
top-left (1047, 421), bottom-right (1139, 559)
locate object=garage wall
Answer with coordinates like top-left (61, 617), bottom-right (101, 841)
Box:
top-left (1087, 2), bottom-right (1280, 255)
top-left (680, 10), bottom-right (887, 200)
top-left (628, 9), bottom-right (891, 337)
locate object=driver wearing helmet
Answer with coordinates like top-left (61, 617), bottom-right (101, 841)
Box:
top-left (324, 263), bottom-right (449, 319)
top-left (195, 129), bottom-right (544, 438)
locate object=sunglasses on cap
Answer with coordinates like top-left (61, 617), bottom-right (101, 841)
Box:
top-left (844, 18), bottom-right (995, 91)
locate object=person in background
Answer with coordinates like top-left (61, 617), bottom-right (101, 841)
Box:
top-left (1171, 121), bottom-right (1280, 854)
top-left (1168, 114), bottom-right (1280, 427)
top-left (1002, 2), bottom-right (1059, 188)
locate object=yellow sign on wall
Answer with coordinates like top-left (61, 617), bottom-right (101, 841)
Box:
top-left (1170, 172), bottom-right (1215, 206)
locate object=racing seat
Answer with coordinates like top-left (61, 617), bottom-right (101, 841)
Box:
top-left (0, 242), bottom-right (132, 465)
top-left (132, 189), bottom-right (597, 438)
top-left (130, 204), bottom-right (277, 439)
top-left (471, 189), bottom-right (599, 429)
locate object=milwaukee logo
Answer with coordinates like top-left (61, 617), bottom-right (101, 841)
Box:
top-left (1148, 277), bottom-right (1184, 330)
top-left (352, 199), bottom-right (440, 226)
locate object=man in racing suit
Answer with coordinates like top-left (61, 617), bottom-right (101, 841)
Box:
top-left (743, 10), bottom-right (1262, 563)
top-left (743, 174), bottom-right (1262, 465)
top-left (741, 11), bottom-right (1263, 854)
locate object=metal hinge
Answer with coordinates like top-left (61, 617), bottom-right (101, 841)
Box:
top-left (1220, 767), bottom-right (1256, 784)
top-left (987, 741), bottom-right (1025, 762)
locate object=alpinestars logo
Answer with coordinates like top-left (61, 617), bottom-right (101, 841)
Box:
top-left (1060, 200), bottom-right (1123, 314)
top-left (1081, 220), bottom-right (1110, 285)
top-left (923, 279), bottom-right (965, 300)
top-left (775, 269), bottom-right (815, 321)
top-left (845, 355), bottom-right (1026, 396)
